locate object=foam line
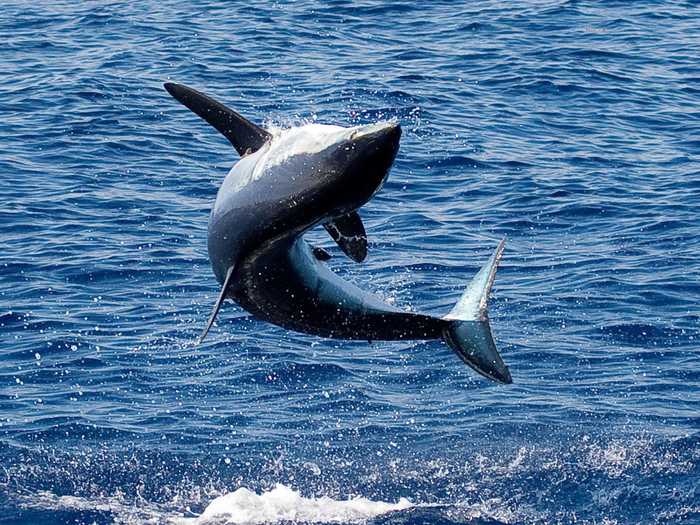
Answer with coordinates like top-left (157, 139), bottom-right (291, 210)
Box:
top-left (187, 484), bottom-right (412, 524)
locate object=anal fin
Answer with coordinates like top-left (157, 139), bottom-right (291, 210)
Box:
top-left (197, 265), bottom-right (235, 344)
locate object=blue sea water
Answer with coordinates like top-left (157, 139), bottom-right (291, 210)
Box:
top-left (1, 0), bottom-right (699, 523)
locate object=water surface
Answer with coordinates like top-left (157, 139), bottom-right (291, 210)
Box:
top-left (1, 1), bottom-right (699, 523)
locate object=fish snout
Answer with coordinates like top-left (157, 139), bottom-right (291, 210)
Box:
top-left (337, 122), bottom-right (402, 207)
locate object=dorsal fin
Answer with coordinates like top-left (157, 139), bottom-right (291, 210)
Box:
top-left (164, 82), bottom-right (271, 156)
top-left (323, 211), bottom-right (367, 263)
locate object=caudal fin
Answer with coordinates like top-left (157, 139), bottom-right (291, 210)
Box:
top-left (442, 240), bottom-right (512, 384)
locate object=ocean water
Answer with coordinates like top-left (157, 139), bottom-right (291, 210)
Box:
top-left (2, 1), bottom-right (699, 523)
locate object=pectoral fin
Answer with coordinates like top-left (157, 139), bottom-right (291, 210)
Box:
top-left (197, 265), bottom-right (235, 345)
top-left (323, 212), bottom-right (367, 263)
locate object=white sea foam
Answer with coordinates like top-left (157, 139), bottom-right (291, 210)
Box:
top-left (182, 484), bottom-right (412, 525)
top-left (19, 484), bottom-right (412, 525)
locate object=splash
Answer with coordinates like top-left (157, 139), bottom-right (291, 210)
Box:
top-left (184, 484), bottom-right (412, 524)
top-left (18, 484), bottom-right (411, 525)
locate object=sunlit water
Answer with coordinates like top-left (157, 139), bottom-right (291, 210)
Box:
top-left (2, 1), bottom-right (699, 524)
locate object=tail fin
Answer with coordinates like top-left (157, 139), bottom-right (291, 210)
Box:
top-left (442, 240), bottom-right (512, 384)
